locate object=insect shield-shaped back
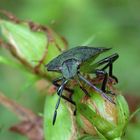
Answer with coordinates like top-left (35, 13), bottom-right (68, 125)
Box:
top-left (46, 46), bottom-right (111, 75)
top-left (60, 59), bottom-right (79, 79)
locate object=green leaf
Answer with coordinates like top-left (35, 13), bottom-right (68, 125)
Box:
top-left (0, 20), bottom-right (47, 66)
top-left (0, 19), bottom-right (67, 79)
top-left (0, 19), bottom-right (67, 65)
top-left (44, 93), bottom-right (77, 140)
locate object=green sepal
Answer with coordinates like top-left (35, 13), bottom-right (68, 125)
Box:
top-left (115, 95), bottom-right (130, 135)
top-left (78, 103), bottom-right (115, 139)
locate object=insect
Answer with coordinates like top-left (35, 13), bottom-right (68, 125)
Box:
top-left (46, 46), bottom-right (119, 125)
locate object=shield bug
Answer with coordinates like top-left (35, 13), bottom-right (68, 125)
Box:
top-left (46, 46), bottom-right (119, 125)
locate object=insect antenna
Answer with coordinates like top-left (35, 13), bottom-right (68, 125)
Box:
top-left (53, 79), bottom-right (68, 125)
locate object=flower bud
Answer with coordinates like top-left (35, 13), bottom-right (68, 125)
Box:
top-left (75, 78), bottom-right (129, 140)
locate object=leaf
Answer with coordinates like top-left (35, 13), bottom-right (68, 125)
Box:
top-left (0, 20), bottom-right (47, 65)
top-left (0, 12), bottom-right (67, 78)
top-left (0, 18), bottom-right (67, 66)
top-left (44, 93), bottom-right (77, 140)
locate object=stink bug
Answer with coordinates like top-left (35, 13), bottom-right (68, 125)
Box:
top-left (46, 46), bottom-right (119, 125)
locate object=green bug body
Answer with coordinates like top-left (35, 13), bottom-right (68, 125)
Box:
top-left (47, 46), bottom-right (110, 78)
top-left (46, 46), bottom-right (119, 125)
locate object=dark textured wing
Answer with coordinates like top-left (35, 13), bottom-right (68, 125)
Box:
top-left (46, 46), bottom-right (111, 71)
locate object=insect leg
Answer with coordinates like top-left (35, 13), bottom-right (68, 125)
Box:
top-left (95, 70), bottom-right (115, 95)
top-left (56, 84), bottom-right (77, 116)
top-left (53, 77), bottom-right (74, 93)
top-left (53, 79), bottom-right (68, 125)
top-left (78, 73), bottom-right (115, 104)
top-left (53, 77), bottom-right (76, 107)
top-left (96, 53), bottom-right (119, 83)
top-left (76, 78), bottom-right (90, 97)
top-left (80, 86), bottom-right (91, 97)
top-left (95, 69), bottom-right (108, 92)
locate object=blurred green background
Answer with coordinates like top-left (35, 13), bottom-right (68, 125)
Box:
top-left (0, 0), bottom-right (140, 139)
